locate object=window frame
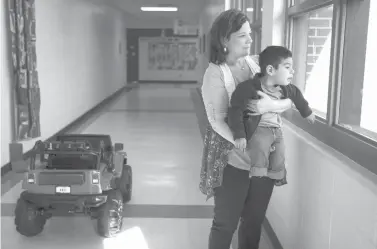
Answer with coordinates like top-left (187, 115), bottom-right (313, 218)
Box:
top-left (284, 0), bottom-right (377, 175)
top-left (241, 0), bottom-right (263, 54)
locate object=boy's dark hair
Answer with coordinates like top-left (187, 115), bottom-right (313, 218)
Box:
top-left (209, 9), bottom-right (250, 65)
top-left (258, 46), bottom-right (292, 76)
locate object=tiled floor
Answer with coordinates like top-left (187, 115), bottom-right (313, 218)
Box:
top-left (1, 83), bottom-right (273, 249)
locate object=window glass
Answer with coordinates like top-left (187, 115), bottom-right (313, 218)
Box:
top-left (291, 5), bottom-right (333, 118)
top-left (245, 0), bottom-right (254, 23)
top-left (291, 0), bottom-right (312, 6)
top-left (245, 0), bottom-right (263, 54)
top-left (337, 1), bottom-right (377, 141)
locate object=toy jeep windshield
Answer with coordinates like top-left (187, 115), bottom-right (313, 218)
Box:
top-left (11, 134), bottom-right (132, 238)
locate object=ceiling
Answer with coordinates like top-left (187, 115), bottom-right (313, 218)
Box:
top-left (108, 0), bottom-right (205, 25)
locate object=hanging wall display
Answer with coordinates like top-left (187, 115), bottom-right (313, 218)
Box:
top-left (8, 0), bottom-right (41, 141)
top-left (138, 37), bottom-right (199, 82)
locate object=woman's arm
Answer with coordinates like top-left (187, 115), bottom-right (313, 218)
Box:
top-left (201, 65), bottom-right (235, 144)
top-left (247, 91), bottom-right (293, 114)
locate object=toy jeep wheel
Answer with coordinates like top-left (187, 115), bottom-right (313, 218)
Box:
top-left (97, 190), bottom-right (124, 238)
top-left (118, 164), bottom-right (132, 203)
top-left (14, 197), bottom-right (46, 237)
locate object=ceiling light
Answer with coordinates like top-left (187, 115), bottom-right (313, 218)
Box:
top-left (141, 6), bottom-right (178, 11)
top-left (247, 7), bottom-right (254, 12)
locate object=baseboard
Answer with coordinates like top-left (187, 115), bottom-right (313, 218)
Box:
top-left (194, 87), bottom-right (284, 249)
top-left (1, 85), bottom-right (132, 178)
top-left (263, 218), bottom-right (284, 249)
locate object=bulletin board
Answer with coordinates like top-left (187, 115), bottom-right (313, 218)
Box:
top-left (138, 37), bottom-right (199, 82)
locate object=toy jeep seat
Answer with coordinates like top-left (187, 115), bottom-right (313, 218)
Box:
top-left (56, 134), bottom-right (116, 165)
top-left (56, 134), bottom-right (111, 152)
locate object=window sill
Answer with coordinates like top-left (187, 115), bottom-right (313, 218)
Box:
top-left (282, 109), bottom-right (377, 175)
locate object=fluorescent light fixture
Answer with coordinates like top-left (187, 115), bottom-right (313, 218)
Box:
top-left (141, 6), bottom-right (178, 11)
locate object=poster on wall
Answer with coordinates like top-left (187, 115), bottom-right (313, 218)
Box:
top-left (139, 37), bottom-right (199, 82)
top-left (8, 0), bottom-right (41, 141)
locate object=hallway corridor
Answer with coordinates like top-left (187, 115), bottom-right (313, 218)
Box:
top-left (1, 84), bottom-right (274, 249)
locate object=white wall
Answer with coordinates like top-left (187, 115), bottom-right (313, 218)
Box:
top-left (1, 0), bottom-right (127, 166)
top-left (268, 122), bottom-right (377, 249)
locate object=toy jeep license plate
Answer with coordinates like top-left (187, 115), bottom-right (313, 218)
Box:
top-left (56, 186), bottom-right (71, 194)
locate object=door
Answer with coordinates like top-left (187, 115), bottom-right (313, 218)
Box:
top-left (126, 29), bottom-right (139, 83)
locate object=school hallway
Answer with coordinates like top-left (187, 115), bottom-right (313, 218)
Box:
top-left (2, 0), bottom-right (376, 248)
top-left (1, 83), bottom-right (275, 249)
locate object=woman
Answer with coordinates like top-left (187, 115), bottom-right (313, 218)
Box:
top-left (199, 9), bottom-right (293, 249)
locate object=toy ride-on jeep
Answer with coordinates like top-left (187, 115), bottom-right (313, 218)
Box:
top-left (11, 134), bottom-right (132, 238)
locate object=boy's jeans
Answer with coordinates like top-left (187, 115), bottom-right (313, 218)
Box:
top-left (246, 126), bottom-right (287, 185)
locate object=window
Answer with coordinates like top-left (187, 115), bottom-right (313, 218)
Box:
top-left (291, 5), bottom-right (333, 118)
top-left (285, 0), bottom-right (377, 174)
top-left (291, 0), bottom-right (309, 5)
top-left (244, 0), bottom-right (263, 54)
top-left (337, 0), bottom-right (377, 141)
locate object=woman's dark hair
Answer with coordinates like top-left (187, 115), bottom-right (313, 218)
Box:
top-left (209, 9), bottom-right (250, 65)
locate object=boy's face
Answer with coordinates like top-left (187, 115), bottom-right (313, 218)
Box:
top-left (268, 57), bottom-right (294, 86)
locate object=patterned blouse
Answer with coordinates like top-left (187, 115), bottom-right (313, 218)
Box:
top-left (199, 55), bottom-right (260, 200)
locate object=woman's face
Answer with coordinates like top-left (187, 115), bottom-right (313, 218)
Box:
top-left (224, 21), bottom-right (252, 59)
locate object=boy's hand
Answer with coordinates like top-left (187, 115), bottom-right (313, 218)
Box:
top-left (235, 138), bottom-right (247, 152)
top-left (306, 113), bottom-right (316, 124)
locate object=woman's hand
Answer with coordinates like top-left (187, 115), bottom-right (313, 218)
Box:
top-left (246, 91), bottom-right (273, 115)
top-left (246, 91), bottom-right (293, 115)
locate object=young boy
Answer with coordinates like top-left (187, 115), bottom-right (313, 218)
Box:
top-left (228, 46), bottom-right (315, 186)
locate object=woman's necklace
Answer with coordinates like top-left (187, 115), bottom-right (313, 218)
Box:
top-left (227, 58), bottom-right (246, 70)
top-left (239, 58), bottom-right (246, 70)
top-left (227, 58), bottom-right (249, 84)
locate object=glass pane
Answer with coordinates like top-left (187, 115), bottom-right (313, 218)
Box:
top-left (258, 0), bottom-right (263, 19)
top-left (291, 5), bottom-right (333, 118)
top-left (245, 0), bottom-right (254, 22)
top-left (290, 0), bottom-right (330, 6)
top-left (245, 0), bottom-right (262, 23)
top-left (337, 0), bottom-right (377, 141)
top-left (254, 0), bottom-right (262, 53)
top-left (245, 0), bottom-right (262, 54)
top-left (292, 0), bottom-right (309, 5)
